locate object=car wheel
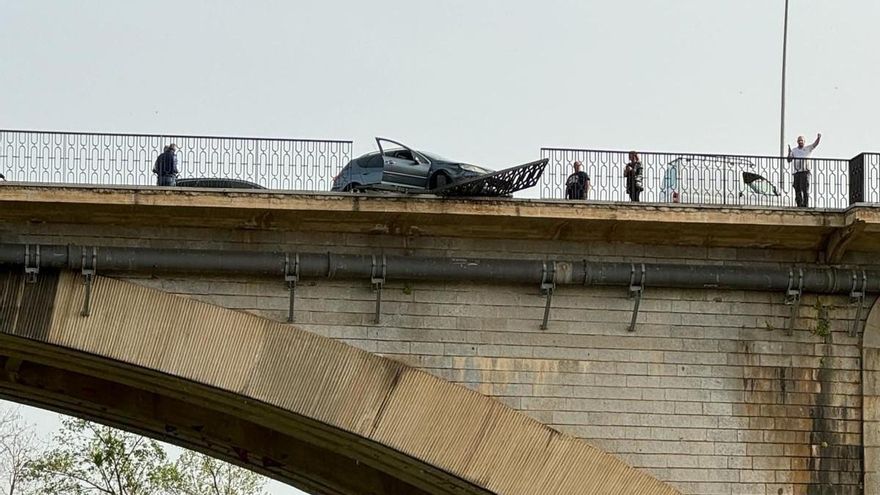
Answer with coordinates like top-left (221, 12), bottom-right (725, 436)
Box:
top-left (342, 183), bottom-right (361, 192)
top-left (432, 173), bottom-right (450, 189)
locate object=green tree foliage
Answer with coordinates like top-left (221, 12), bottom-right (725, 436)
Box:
top-left (174, 450), bottom-right (267, 495)
top-left (25, 417), bottom-right (179, 495)
top-left (5, 407), bottom-right (271, 495)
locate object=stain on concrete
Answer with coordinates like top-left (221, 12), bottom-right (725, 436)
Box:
top-left (0, 268), bottom-right (58, 341)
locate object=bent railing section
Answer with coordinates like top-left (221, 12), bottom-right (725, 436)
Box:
top-left (541, 147), bottom-right (851, 209)
top-left (434, 159), bottom-right (548, 197)
top-left (0, 130), bottom-right (352, 191)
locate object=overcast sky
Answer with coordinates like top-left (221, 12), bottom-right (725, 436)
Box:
top-left (2, 1), bottom-right (878, 493)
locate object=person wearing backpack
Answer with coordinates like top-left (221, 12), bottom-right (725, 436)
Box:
top-left (153, 143), bottom-right (180, 186)
top-left (624, 151), bottom-right (644, 202)
top-left (564, 160), bottom-right (591, 200)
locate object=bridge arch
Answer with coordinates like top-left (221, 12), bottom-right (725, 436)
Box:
top-left (0, 269), bottom-right (676, 495)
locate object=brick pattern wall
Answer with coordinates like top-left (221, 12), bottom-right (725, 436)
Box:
top-left (6, 223), bottom-right (870, 494)
top-left (130, 275), bottom-right (866, 495)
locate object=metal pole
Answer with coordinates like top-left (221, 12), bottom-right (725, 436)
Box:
top-left (779, 0), bottom-right (790, 188)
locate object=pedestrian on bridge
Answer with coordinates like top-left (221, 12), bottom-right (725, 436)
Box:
top-left (153, 144), bottom-right (180, 186)
top-left (787, 133), bottom-right (821, 208)
top-left (565, 160), bottom-right (591, 200)
top-left (624, 151), bottom-right (644, 202)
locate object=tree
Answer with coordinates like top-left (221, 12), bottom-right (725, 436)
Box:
top-left (23, 416), bottom-right (269, 495)
top-left (0, 407), bottom-right (39, 495)
top-left (25, 417), bottom-right (179, 495)
top-left (174, 450), bottom-right (267, 495)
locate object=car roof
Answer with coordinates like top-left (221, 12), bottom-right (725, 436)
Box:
top-left (176, 178), bottom-right (266, 189)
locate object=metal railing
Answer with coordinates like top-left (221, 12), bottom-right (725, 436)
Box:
top-left (0, 130), bottom-right (352, 191)
top-left (850, 153), bottom-right (880, 204)
top-left (540, 148), bottom-right (851, 209)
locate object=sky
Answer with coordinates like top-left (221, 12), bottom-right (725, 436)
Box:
top-left (1, 1), bottom-right (878, 493)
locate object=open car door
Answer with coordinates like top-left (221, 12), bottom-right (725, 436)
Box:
top-left (376, 137), bottom-right (431, 189)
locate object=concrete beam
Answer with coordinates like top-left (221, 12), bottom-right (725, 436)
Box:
top-left (3, 184), bottom-right (878, 252)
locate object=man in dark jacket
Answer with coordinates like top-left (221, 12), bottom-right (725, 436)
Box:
top-left (153, 143), bottom-right (179, 186)
top-left (564, 160), bottom-right (591, 200)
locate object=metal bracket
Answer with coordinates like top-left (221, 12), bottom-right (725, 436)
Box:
top-left (24, 244), bottom-right (40, 283)
top-left (81, 247), bottom-right (97, 317)
top-left (371, 255), bottom-right (386, 324)
top-left (850, 270), bottom-right (867, 337)
top-left (540, 261), bottom-right (556, 330)
top-left (628, 263), bottom-right (645, 332)
top-left (285, 253), bottom-right (300, 323)
top-left (784, 267), bottom-right (804, 336)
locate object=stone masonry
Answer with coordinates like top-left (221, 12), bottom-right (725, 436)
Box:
top-left (3, 189), bottom-right (877, 495)
top-left (80, 227), bottom-right (866, 495)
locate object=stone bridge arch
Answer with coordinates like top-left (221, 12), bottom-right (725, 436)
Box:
top-left (0, 269), bottom-right (677, 495)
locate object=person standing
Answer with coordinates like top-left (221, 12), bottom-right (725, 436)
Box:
top-left (153, 143), bottom-right (180, 186)
top-left (787, 133), bottom-right (821, 207)
top-left (624, 151), bottom-right (644, 202)
top-left (565, 160), bottom-right (591, 200)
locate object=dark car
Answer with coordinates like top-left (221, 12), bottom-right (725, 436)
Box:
top-left (176, 178), bottom-right (266, 189)
top-left (331, 137), bottom-right (494, 193)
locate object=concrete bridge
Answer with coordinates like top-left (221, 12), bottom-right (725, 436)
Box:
top-left (2, 183), bottom-right (880, 494)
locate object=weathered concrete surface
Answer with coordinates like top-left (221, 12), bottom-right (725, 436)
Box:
top-left (0, 269), bottom-right (679, 495)
top-left (2, 184), bottom-right (880, 494)
top-left (3, 184), bottom-right (880, 257)
top-left (864, 302), bottom-right (880, 495)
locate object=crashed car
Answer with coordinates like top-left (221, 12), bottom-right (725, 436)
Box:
top-left (331, 137), bottom-right (494, 193)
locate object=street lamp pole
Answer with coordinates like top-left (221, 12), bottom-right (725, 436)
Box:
top-left (780, 0), bottom-right (790, 167)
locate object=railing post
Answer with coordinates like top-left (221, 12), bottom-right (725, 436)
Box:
top-left (849, 153), bottom-right (865, 205)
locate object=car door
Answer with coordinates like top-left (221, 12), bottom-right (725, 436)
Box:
top-left (377, 137), bottom-right (430, 189)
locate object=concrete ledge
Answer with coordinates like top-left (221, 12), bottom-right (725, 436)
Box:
top-left (3, 184), bottom-right (880, 252)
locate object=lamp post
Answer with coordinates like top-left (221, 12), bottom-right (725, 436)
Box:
top-left (779, 0), bottom-right (790, 186)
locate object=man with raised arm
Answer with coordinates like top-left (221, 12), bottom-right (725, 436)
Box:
top-left (787, 133), bottom-right (821, 208)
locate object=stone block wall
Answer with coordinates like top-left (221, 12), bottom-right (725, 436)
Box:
top-left (7, 222), bottom-right (871, 494)
top-left (130, 274), bottom-right (866, 495)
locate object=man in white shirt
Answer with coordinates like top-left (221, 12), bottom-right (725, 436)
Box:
top-left (787, 133), bottom-right (821, 207)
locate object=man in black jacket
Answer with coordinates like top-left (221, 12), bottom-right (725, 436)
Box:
top-left (564, 160), bottom-right (591, 200)
top-left (153, 143), bottom-right (179, 186)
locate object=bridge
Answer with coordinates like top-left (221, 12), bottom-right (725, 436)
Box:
top-left (3, 130), bottom-right (880, 494)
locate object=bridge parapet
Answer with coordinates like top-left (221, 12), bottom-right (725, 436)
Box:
top-left (0, 129), bottom-right (351, 190)
top-left (539, 147), bottom-right (880, 210)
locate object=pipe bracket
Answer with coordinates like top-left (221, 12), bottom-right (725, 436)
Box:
top-left (23, 244), bottom-right (40, 283)
top-left (285, 253), bottom-right (300, 323)
top-left (371, 255), bottom-right (387, 324)
top-left (80, 247), bottom-right (97, 317)
top-left (785, 267), bottom-right (804, 336)
top-left (628, 263), bottom-right (646, 332)
top-left (540, 261), bottom-right (556, 330)
top-left (850, 270), bottom-right (867, 337)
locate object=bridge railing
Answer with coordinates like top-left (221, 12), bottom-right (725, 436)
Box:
top-left (849, 153), bottom-right (880, 204)
top-left (540, 147), bottom-right (851, 209)
top-left (0, 130), bottom-right (352, 191)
